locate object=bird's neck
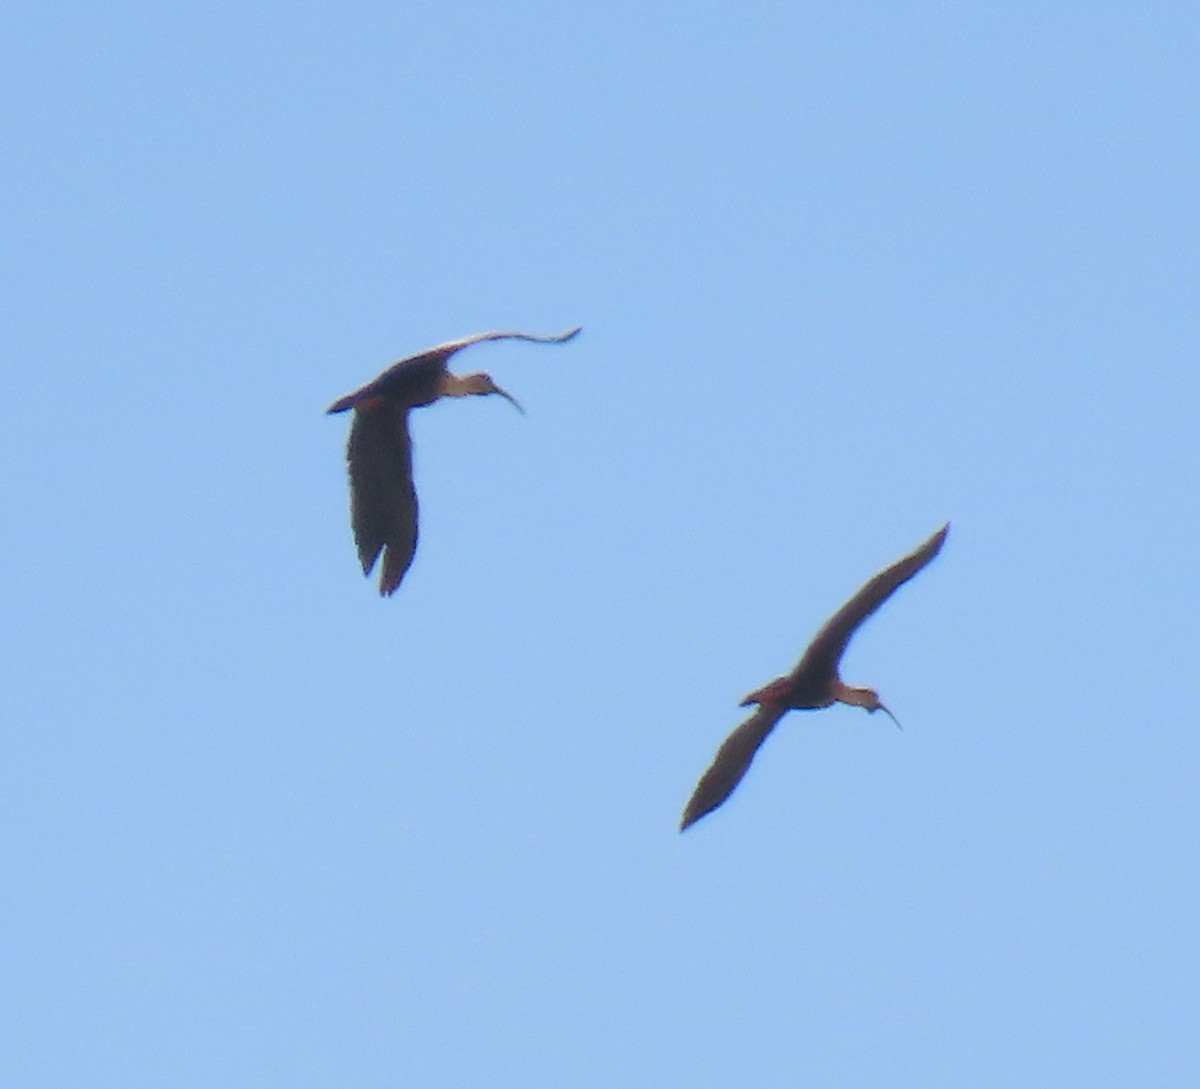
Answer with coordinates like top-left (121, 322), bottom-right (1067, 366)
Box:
top-left (441, 372), bottom-right (487, 398)
top-left (441, 373), bottom-right (467, 398)
top-left (832, 681), bottom-right (881, 712)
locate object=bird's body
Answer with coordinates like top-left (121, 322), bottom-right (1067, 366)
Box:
top-left (327, 328), bottom-right (581, 595)
top-left (680, 523), bottom-right (949, 831)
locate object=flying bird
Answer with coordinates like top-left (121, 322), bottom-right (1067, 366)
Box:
top-left (680, 523), bottom-right (949, 831)
top-left (327, 327), bottom-right (582, 595)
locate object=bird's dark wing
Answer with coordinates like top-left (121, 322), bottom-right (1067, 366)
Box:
top-left (325, 327), bottom-right (582, 414)
top-left (429, 327), bottom-right (582, 355)
top-left (346, 400), bottom-right (419, 596)
top-left (326, 354), bottom-right (447, 415)
top-left (793, 523), bottom-right (949, 681)
top-left (680, 704), bottom-right (788, 830)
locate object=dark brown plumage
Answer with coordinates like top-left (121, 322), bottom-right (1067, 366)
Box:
top-left (326, 328), bottom-right (581, 595)
top-left (680, 523), bottom-right (949, 831)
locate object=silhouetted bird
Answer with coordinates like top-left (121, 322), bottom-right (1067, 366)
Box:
top-left (681, 523), bottom-right (949, 830)
top-left (327, 328), bottom-right (581, 595)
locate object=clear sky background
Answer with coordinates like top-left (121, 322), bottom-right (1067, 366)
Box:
top-left (4, 3), bottom-right (1199, 1086)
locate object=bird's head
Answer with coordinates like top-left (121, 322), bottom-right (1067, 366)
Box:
top-left (869, 694), bottom-right (903, 730)
top-left (456, 372), bottom-right (525, 413)
top-left (839, 684), bottom-right (903, 729)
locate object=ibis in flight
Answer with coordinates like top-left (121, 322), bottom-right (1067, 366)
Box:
top-left (680, 523), bottom-right (949, 831)
top-left (327, 327), bottom-right (581, 595)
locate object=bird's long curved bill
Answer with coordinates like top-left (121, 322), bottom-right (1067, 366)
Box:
top-left (878, 702), bottom-right (903, 730)
top-left (493, 384), bottom-right (525, 414)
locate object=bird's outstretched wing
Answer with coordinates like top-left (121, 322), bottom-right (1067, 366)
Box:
top-left (346, 400), bottom-right (419, 595)
top-left (427, 327), bottom-right (583, 355)
top-left (794, 523), bottom-right (950, 681)
top-left (325, 328), bottom-right (582, 414)
top-left (680, 704), bottom-right (788, 831)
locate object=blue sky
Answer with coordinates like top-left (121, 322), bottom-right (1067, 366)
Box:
top-left (4, 3), bottom-right (1199, 1085)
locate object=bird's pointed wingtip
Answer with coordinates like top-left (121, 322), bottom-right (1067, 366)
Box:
top-left (379, 571), bottom-right (404, 596)
top-left (679, 799), bottom-right (711, 832)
